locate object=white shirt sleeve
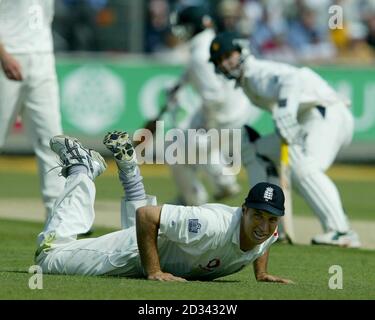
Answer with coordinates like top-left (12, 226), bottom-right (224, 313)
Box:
top-left (159, 204), bottom-right (221, 248)
top-left (188, 58), bottom-right (228, 127)
top-left (273, 72), bottom-right (301, 118)
top-left (244, 58), bottom-right (301, 117)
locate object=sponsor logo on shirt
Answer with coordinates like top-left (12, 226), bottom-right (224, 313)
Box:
top-left (199, 258), bottom-right (221, 272)
top-left (188, 219), bottom-right (201, 233)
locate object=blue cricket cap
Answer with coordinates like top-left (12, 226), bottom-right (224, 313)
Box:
top-left (245, 182), bottom-right (285, 216)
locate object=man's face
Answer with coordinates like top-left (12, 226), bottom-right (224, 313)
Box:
top-left (242, 206), bottom-right (279, 245)
top-left (216, 50), bottom-right (242, 78)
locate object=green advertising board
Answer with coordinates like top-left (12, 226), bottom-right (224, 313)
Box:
top-left (56, 58), bottom-right (375, 142)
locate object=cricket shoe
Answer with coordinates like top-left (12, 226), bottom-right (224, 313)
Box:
top-left (50, 135), bottom-right (107, 180)
top-left (311, 230), bottom-right (361, 248)
top-left (103, 130), bottom-right (137, 177)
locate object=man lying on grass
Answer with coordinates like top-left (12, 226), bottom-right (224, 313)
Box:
top-left (35, 131), bottom-right (293, 284)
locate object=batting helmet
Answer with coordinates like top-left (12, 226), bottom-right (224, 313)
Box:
top-left (170, 6), bottom-right (212, 40)
top-left (209, 31), bottom-right (243, 66)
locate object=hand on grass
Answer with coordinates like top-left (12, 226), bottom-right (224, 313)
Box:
top-left (148, 271), bottom-right (187, 282)
top-left (256, 273), bottom-right (294, 284)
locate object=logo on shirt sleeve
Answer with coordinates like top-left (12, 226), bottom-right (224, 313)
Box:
top-left (188, 219), bottom-right (201, 233)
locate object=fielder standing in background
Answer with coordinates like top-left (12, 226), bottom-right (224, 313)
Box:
top-left (209, 32), bottom-right (360, 248)
top-left (0, 0), bottom-right (64, 218)
top-left (167, 5), bottom-right (259, 205)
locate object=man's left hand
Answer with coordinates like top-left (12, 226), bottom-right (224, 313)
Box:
top-left (256, 273), bottom-right (295, 284)
top-left (273, 110), bottom-right (307, 146)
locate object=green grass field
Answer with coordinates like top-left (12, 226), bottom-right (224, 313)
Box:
top-left (0, 160), bottom-right (374, 300)
top-left (0, 219), bottom-right (374, 300)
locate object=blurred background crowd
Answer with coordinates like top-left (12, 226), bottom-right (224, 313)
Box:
top-left (53, 0), bottom-right (375, 64)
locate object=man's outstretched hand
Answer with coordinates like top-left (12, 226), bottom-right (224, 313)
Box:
top-left (256, 273), bottom-right (294, 284)
top-left (148, 271), bottom-right (187, 282)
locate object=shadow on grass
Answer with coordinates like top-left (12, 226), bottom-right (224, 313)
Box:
top-left (104, 275), bottom-right (241, 283)
top-left (1, 270), bottom-right (29, 274)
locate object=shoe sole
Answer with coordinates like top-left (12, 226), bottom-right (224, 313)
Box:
top-left (103, 131), bottom-right (135, 161)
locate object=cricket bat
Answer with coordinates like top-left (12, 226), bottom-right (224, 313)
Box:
top-left (279, 141), bottom-right (295, 244)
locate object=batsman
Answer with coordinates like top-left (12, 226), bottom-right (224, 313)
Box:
top-left (209, 32), bottom-right (360, 248)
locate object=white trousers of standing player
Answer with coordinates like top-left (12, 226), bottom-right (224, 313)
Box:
top-left (35, 173), bottom-right (156, 276)
top-left (0, 53), bottom-right (65, 217)
top-left (169, 109), bottom-right (240, 205)
top-left (243, 103), bottom-right (353, 233)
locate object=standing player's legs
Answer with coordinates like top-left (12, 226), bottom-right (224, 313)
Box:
top-left (241, 125), bottom-right (280, 187)
top-left (168, 110), bottom-right (208, 205)
top-left (170, 130), bottom-right (239, 206)
top-left (0, 56), bottom-right (24, 151)
top-left (290, 105), bottom-right (360, 247)
top-left (170, 164), bottom-right (209, 205)
top-left (22, 53), bottom-right (65, 218)
top-left (196, 126), bottom-right (240, 201)
top-left (202, 143), bottom-right (240, 201)
top-left (170, 110), bottom-right (240, 205)
top-left (103, 131), bottom-right (157, 228)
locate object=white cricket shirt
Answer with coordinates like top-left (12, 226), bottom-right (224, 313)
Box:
top-left (187, 28), bottom-right (254, 129)
top-left (0, 0), bottom-right (54, 54)
top-left (239, 56), bottom-right (350, 117)
top-left (157, 203), bottom-right (278, 280)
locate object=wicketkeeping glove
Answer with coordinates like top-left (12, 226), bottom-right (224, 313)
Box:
top-left (273, 110), bottom-right (307, 146)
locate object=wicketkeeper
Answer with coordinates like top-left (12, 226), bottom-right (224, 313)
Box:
top-left (209, 32), bottom-right (360, 248)
top-left (35, 131), bottom-right (292, 283)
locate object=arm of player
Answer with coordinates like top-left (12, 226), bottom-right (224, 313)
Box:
top-left (272, 73), bottom-right (306, 145)
top-left (253, 250), bottom-right (294, 284)
top-left (275, 73), bottom-right (300, 117)
top-left (167, 70), bottom-right (188, 102)
top-left (136, 205), bottom-right (187, 282)
top-left (0, 42), bottom-right (23, 81)
top-left (189, 59), bottom-right (227, 128)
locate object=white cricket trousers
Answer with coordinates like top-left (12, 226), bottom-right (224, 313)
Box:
top-left (245, 104), bottom-right (354, 233)
top-left (0, 53), bottom-right (65, 217)
top-left (35, 173), bottom-right (156, 276)
top-left (169, 110), bottom-right (241, 205)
